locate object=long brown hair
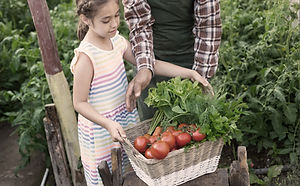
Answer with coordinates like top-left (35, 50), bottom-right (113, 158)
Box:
top-left (75, 0), bottom-right (110, 41)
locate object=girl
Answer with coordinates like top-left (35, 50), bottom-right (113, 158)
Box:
top-left (71, 0), bottom-right (210, 185)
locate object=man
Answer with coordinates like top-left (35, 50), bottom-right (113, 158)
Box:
top-left (123, 0), bottom-right (222, 121)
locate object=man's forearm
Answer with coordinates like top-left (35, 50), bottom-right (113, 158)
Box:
top-left (193, 0), bottom-right (222, 78)
top-left (123, 0), bottom-right (155, 74)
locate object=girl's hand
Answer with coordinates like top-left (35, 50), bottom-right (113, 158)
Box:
top-left (106, 121), bottom-right (127, 142)
top-left (190, 70), bottom-right (214, 96)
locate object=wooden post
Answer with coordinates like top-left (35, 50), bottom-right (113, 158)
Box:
top-left (111, 148), bottom-right (123, 186)
top-left (229, 146), bottom-right (250, 186)
top-left (26, 0), bottom-right (85, 185)
top-left (98, 161), bottom-right (113, 186)
top-left (44, 104), bottom-right (72, 186)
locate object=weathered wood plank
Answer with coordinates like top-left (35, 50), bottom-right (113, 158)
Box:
top-left (98, 161), bottom-right (113, 186)
top-left (26, 0), bottom-right (85, 185)
top-left (44, 104), bottom-right (72, 186)
top-left (122, 168), bottom-right (229, 186)
top-left (229, 146), bottom-right (250, 186)
top-left (27, 0), bottom-right (61, 75)
top-left (181, 168), bottom-right (229, 186)
top-left (111, 148), bottom-right (123, 186)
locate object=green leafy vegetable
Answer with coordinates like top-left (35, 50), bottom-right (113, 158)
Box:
top-left (145, 77), bottom-right (246, 143)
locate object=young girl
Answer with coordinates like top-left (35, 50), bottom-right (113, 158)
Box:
top-left (71, 0), bottom-right (210, 185)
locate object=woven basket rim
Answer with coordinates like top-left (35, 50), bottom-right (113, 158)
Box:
top-left (122, 137), bottom-right (223, 165)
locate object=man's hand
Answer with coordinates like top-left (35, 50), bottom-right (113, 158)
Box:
top-left (126, 68), bottom-right (152, 112)
top-left (190, 70), bottom-right (214, 96)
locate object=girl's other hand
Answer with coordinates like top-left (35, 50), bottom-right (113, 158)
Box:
top-left (106, 121), bottom-right (127, 142)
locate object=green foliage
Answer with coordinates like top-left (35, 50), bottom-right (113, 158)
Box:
top-left (250, 165), bottom-right (284, 186)
top-left (0, 1), bottom-right (78, 169)
top-left (145, 77), bottom-right (246, 143)
top-left (214, 0), bottom-right (300, 163)
top-left (0, 0), bottom-right (132, 170)
top-left (1, 0), bottom-right (299, 173)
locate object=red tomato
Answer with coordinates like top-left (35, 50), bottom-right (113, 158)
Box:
top-left (192, 129), bottom-right (206, 142)
top-left (162, 131), bottom-right (172, 136)
top-left (144, 148), bottom-right (154, 159)
top-left (188, 124), bottom-right (197, 132)
top-left (143, 134), bottom-right (151, 140)
top-left (175, 132), bottom-right (191, 148)
top-left (134, 136), bottom-right (149, 153)
top-left (171, 147), bottom-right (177, 152)
top-left (149, 135), bottom-right (158, 144)
top-left (153, 126), bottom-right (162, 136)
top-left (151, 141), bottom-right (170, 159)
top-left (178, 123), bottom-right (188, 129)
top-left (161, 132), bottom-right (176, 149)
top-left (171, 130), bottom-right (182, 137)
top-left (190, 124), bottom-right (197, 129)
top-left (166, 126), bottom-right (176, 133)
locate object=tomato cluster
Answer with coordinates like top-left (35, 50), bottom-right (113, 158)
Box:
top-left (133, 124), bottom-right (206, 160)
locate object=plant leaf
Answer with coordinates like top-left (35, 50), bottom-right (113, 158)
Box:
top-left (267, 165), bottom-right (283, 179)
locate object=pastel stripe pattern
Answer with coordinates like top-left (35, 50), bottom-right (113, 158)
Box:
top-left (71, 33), bottom-right (139, 186)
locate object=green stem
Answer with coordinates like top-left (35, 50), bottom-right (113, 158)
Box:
top-left (147, 110), bottom-right (163, 135)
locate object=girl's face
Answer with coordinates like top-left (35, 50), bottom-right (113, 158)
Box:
top-left (88, 0), bottom-right (120, 39)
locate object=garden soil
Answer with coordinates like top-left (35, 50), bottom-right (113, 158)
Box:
top-left (0, 122), bottom-right (48, 186)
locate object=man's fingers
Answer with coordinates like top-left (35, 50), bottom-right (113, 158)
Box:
top-left (195, 76), bottom-right (209, 87)
top-left (203, 83), bottom-right (214, 96)
top-left (130, 93), bottom-right (136, 111)
top-left (207, 84), bottom-right (215, 96)
top-left (134, 82), bottom-right (142, 98)
top-left (126, 80), bottom-right (135, 111)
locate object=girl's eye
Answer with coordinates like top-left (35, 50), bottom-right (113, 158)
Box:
top-left (102, 20), bottom-right (110, 24)
top-left (115, 11), bottom-right (120, 17)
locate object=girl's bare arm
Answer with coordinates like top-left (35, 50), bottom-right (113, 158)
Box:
top-left (72, 52), bottom-right (126, 142)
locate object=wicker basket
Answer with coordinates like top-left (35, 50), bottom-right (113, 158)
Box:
top-left (122, 119), bottom-right (224, 186)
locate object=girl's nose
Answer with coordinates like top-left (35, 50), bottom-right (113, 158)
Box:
top-left (111, 17), bottom-right (119, 28)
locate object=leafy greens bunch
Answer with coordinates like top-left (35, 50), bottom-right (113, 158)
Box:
top-left (145, 77), bottom-right (246, 143)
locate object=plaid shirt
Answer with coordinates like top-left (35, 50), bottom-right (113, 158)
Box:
top-left (123, 0), bottom-right (222, 78)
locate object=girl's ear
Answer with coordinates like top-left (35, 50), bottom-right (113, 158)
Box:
top-left (80, 14), bottom-right (91, 27)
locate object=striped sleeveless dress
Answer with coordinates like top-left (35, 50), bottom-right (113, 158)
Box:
top-left (70, 33), bottom-right (139, 186)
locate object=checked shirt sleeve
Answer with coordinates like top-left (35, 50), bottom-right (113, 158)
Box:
top-left (123, 0), bottom-right (155, 75)
top-left (193, 0), bottom-right (222, 79)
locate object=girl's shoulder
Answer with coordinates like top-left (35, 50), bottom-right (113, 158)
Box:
top-left (70, 42), bottom-right (95, 74)
top-left (111, 31), bottom-right (128, 53)
top-left (111, 31), bottom-right (127, 45)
